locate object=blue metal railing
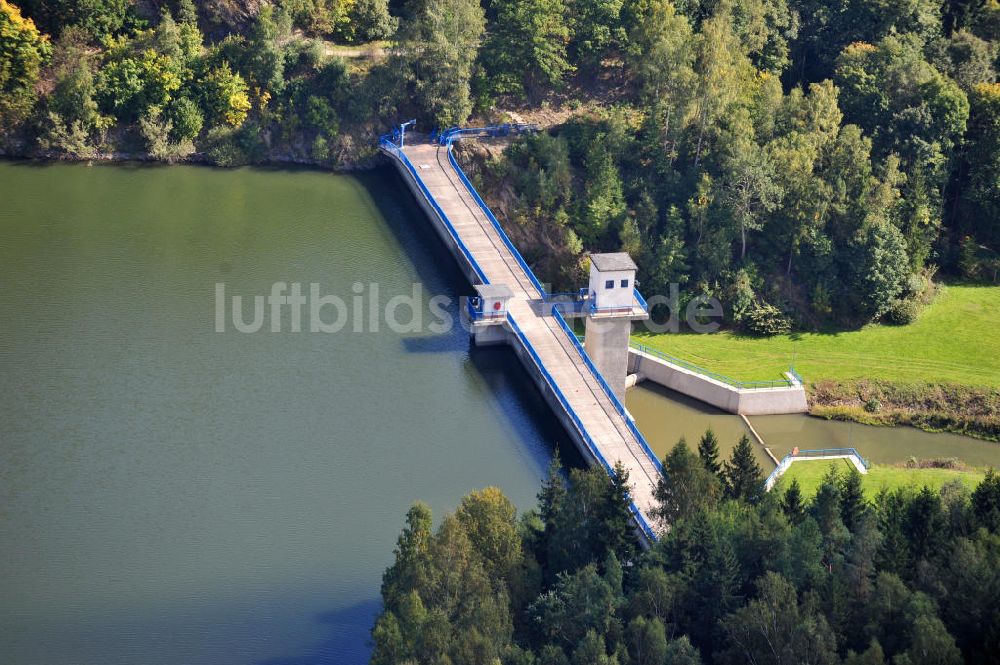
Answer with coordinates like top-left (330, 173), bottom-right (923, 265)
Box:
top-left (763, 447), bottom-right (871, 491)
top-left (544, 289), bottom-right (590, 315)
top-left (629, 342), bottom-right (795, 389)
top-left (437, 123), bottom-right (539, 145)
top-left (551, 307), bottom-right (664, 476)
top-left (633, 288), bottom-right (648, 312)
top-left (442, 139), bottom-right (546, 297)
top-left (507, 313), bottom-right (658, 542)
top-left (794, 447), bottom-right (871, 469)
top-left (379, 135), bottom-right (490, 285)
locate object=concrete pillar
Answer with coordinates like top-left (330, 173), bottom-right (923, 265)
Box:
top-left (585, 316), bottom-right (632, 399)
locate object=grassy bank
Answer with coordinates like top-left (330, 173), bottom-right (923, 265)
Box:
top-left (631, 284), bottom-right (1000, 440)
top-left (778, 458), bottom-right (987, 498)
top-left (631, 284), bottom-right (1000, 387)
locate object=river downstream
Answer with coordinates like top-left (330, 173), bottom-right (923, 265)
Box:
top-left (627, 381), bottom-right (1000, 469)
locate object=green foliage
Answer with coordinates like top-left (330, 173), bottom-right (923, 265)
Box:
top-left (19, 0), bottom-right (130, 38)
top-left (848, 222), bottom-right (911, 322)
top-left (480, 0), bottom-right (572, 98)
top-left (971, 469), bottom-right (1000, 532)
top-left (348, 0), bottom-right (395, 42)
top-left (955, 83), bottom-right (1000, 251)
top-left (697, 427), bottom-right (721, 475)
top-left (371, 445), bottom-right (1000, 664)
top-left (723, 434), bottom-right (764, 503)
top-left (199, 62), bottom-right (251, 127)
top-left (393, 0), bottom-right (484, 126)
top-left (782, 477), bottom-right (806, 524)
top-left (0, 0), bottom-right (50, 129)
top-left (717, 572), bottom-right (839, 665)
top-left (166, 96), bottom-right (203, 141)
top-left (744, 300), bottom-right (792, 335)
top-left (885, 297), bottom-right (920, 325)
top-left (570, 0), bottom-right (625, 66)
top-left (653, 437), bottom-right (721, 525)
top-left (139, 105), bottom-right (194, 162)
top-left (203, 123), bottom-right (263, 166)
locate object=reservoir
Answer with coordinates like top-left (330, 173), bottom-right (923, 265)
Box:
top-left (0, 162), bottom-right (567, 665)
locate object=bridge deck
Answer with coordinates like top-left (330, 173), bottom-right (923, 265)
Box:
top-left (401, 141), bottom-right (661, 533)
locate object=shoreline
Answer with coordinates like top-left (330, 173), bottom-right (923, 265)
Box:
top-left (808, 378), bottom-right (1000, 443)
top-left (0, 148), bottom-right (383, 171)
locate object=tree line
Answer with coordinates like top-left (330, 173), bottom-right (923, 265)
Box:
top-left (465, 0), bottom-right (1000, 329)
top-left (1, 0), bottom-right (997, 327)
top-left (371, 431), bottom-right (1000, 664)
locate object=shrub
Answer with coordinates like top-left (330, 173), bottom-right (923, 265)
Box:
top-left (885, 297), bottom-right (920, 325)
top-left (167, 96), bottom-right (204, 141)
top-left (139, 106), bottom-right (194, 162)
top-left (204, 123), bottom-right (264, 166)
top-left (745, 301), bottom-right (792, 336)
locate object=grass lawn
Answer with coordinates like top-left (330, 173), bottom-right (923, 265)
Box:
top-left (777, 458), bottom-right (987, 498)
top-left (630, 284), bottom-right (1000, 388)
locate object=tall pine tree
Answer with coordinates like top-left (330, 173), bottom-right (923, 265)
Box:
top-left (723, 434), bottom-right (764, 503)
top-left (697, 428), bottom-right (722, 475)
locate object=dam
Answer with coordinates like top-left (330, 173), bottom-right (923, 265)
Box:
top-left (380, 125), bottom-right (664, 541)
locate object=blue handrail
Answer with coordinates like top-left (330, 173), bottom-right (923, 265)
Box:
top-left (764, 447), bottom-right (871, 490)
top-left (507, 313), bottom-right (658, 542)
top-left (379, 135), bottom-right (489, 285)
top-left (438, 124), bottom-right (538, 145)
top-left (794, 447), bottom-right (871, 469)
top-left (629, 342), bottom-right (795, 389)
top-left (443, 141), bottom-right (546, 297)
top-left (633, 288), bottom-right (648, 312)
top-left (551, 307), bottom-right (664, 475)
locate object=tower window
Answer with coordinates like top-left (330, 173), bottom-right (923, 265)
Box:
top-left (620, 279), bottom-right (629, 288)
top-left (605, 280), bottom-right (615, 289)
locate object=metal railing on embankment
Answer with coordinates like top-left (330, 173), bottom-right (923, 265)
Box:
top-left (441, 134), bottom-right (547, 297)
top-left (629, 342), bottom-right (795, 390)
top-left (763, 447), bottom-right (871, 491)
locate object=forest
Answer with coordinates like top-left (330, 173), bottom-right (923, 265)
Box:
top-left (0, 0), bottom-right (997, 326)
top-left (370, 433), bottom-right (1000, 665)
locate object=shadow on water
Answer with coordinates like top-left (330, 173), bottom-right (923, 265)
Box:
top-left (358, 165), bottom-right (471, 297)
top-left (257, 598), bottom-right (381, 665)
top-left (469, 341), bottom-right (589, 470)
top-left (400, 334), bottom-right (463, 353)
top-left (362, 164), bottom-right (591, 473)
top-left (357, 166), bottom-right (582, 463)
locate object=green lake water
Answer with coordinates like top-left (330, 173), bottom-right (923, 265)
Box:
top-left (0, 161), bottom-right (573, 665)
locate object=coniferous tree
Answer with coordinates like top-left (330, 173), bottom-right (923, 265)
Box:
top-left (971, 468), bottom-right (1000, 532)
top-left (782, 477), bottom-right (806, 524)
top-left (723, 434), bottom-right (764, 503)
top-left (607, 460), bottom-right (638, 564)
top-left (697, 428), bottom-right (722, 476)
top-left (654, 437), bottom-right (720, 526)
top-left (840, 467), bottom-right (867, 532)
